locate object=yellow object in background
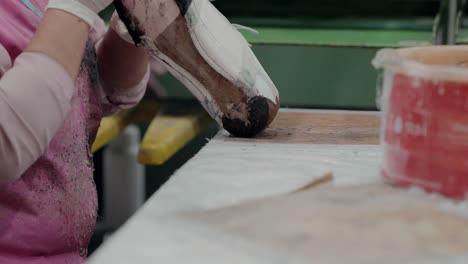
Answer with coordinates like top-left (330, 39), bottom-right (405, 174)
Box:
top-left (92, 111), bottom-right (131, 153)
top-left (138, 108), bottom-right (213, 165)
top-left (92, 101), bottom-right (214, 165)
top-left (92, 102), bottom-right (160, 153)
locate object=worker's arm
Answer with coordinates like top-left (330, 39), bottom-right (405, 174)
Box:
top-left (0, 5), bottom-right (100, 182)
top-left (96, 12), bottom-right (150, 116)
top-left (26, 9), bottom-right (91, 79)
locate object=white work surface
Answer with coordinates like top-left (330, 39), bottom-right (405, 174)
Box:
top-left (88, 109), bottom-right (468, 263)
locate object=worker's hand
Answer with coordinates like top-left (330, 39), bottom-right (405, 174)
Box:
top-left (109, 11), bottom-right (135, 45)
top-left (46, 0), bottom-right (113, 27)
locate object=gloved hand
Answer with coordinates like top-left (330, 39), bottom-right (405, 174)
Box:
top-left (46, 0), bottom-right (113, 27)
top-left (109, 11), bottom-right (135, 45)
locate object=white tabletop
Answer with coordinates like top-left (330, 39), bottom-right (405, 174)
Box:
top-left (89, 109), bottom-right (388, 263)
top-left (89, 109), bottom-right (468, 263)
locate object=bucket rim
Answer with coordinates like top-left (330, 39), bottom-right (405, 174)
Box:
top-left (372, 45), bottom-right (468, 83)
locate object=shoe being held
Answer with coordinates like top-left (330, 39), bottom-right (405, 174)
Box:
top-left (114, 0), bottom-right (280, 137)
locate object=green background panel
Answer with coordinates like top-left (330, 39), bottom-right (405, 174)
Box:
top-left (242, 28), bottom-right (433, 48)
top-left (159, 45), bottom-right (382, 110)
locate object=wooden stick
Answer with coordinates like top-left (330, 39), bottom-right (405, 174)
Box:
top-left (292, 173), bottom-right (335, 193)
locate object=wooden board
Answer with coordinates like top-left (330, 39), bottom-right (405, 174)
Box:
top-left (224, 111), bottom-right (381, 144)
top-left (186, 184), bottom-right (468, 264)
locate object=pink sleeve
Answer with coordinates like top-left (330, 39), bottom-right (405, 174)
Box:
top-left (0, 49), bottom-right (74, 181)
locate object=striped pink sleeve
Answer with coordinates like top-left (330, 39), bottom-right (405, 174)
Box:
top-left (0, 47), bottom-right (74, 181)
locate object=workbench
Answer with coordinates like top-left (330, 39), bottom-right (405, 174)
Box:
top-left (88, 109), bottom-right (468, 263)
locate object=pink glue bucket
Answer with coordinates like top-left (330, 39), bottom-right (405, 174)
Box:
top-left (373, 46), bottom-right (468, 200)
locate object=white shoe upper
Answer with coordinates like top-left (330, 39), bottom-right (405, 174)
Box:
top-left (184, 0), bottom-right (279, 103)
